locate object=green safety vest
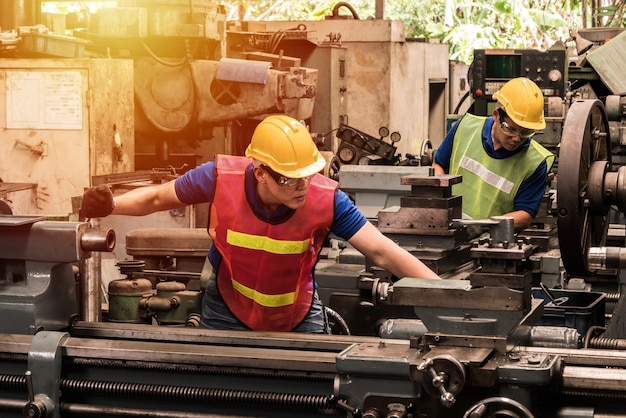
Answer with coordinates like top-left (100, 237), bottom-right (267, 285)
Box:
top-left (449, 114), bottom-right (554, 220)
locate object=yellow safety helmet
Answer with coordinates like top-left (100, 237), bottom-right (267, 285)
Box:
top-left (245, 115), bottom-right (326, 178)
top-left (493, 77), bottom-right (546, 131)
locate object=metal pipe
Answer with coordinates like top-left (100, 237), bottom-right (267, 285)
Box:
top-left (0, 398), bottom-right (25, 414)
top-left (78, 219), bottom-right (112, 323)
top-left (80, 226), bottom-right (115, 253)
top-left (64, 403), bottom-right (243, 418)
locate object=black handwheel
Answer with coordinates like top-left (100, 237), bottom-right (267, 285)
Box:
top-left (557, 99), bottom-right (611, 277)
top-left (462, 397), bottom-right (534, 418)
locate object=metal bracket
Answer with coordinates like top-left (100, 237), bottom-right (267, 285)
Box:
top-left (25, 331), bottom-right (68, 418)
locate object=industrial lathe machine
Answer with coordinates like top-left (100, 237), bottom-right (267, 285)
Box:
top-left (2, 98), bottom-right (626, 418)
top-left (2, 1), bottom-right (626, 417)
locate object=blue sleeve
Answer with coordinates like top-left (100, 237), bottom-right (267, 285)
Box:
top-left (331, 189), bottom-right (368, 240)
top-left (433, 120), bottom-right (459, 172)
top-left (174, 161), bottom-right (217, 204)
top-left (513, 161), bottom-right (548, 218)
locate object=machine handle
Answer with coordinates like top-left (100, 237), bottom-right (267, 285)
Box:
top-left (22, 371), bottom-right (50, 418)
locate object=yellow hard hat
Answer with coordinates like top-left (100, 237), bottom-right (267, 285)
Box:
top-left (493, 78), bottom-right (546, 130)
top-left (245, 115), bottom-right (326, 178)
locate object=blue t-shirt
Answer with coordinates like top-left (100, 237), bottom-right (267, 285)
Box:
top-left (175, 160), bottom-right (368, 267)
top-left (434, 116), bottom-right (548, 218)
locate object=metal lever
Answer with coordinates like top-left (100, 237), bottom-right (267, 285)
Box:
top-left (413, 355), bottom-right (466, 408)
top-left (419, 358), bottom-right (457, 407)
top-left (23, 371), bottom-right (49, 418)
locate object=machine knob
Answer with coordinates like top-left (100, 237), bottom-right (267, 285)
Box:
top-left (23, 401), bottom-right (47, 418)
top-left (548, 69), bottom-right (562, 82)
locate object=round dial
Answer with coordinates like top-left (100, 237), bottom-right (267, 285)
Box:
top-left (338, 146), bottom-right (355, 163)
top-left (379, 126), bottom-right (390, 137)
top-left (390, 131), bottom-right (401, 143)
top-left (358, 156), bottom-right (371, 165)
top-left (548, 69), bottom-right (562, 82)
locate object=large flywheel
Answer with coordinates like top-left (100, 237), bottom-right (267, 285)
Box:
top-left (557, 99), bottom-right (611, 277)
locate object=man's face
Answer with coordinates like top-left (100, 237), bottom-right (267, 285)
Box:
top-left (259, 166), bottom-right (313, 210)
top-left (493, 108), bottom-right (536, 151)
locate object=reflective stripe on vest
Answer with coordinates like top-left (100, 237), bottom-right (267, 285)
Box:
top-left (458, 155), bottom-right (514, 194)
top-left (231, 278), bottom-right (296, 307)
top-left (226, 230), bottom-right (310, 255)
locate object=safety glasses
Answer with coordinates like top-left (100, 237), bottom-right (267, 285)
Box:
top-left (498, 108), bottom-right (535, 139)
top-left (263, 166), bottom-right (313, 188)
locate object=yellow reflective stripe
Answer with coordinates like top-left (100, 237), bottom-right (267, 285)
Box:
top-left (232, 278), bottom-right (296, 307)
top-left (226, 230), bottom-right (310, 255)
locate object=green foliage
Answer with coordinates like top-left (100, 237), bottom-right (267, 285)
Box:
top-left (383, 0), bottom-right (574, 63)
top-left (595, 2), bottom-right (626, 27)
top-left (221, 0), bottom-right (625, 64)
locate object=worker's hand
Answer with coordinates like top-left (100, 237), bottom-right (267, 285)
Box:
top-left (79, 185), bottom-right (115, 218)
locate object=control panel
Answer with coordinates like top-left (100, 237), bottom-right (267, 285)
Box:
top-left (470, 48), bottom-right (568, 100)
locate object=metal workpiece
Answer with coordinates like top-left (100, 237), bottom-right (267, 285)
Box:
top-left (79, 225), bottom-right (116, 254)
top-left (373, 171), bottom-right (471, 276)
top-left (587, 246), bottom-right (626, 271)
top-left (562, 365), bottom-right (626, 392)
top-left (79, 218), bottom-right (114, 323)
top-left (452, 216), bottom-right (515, 247)
top-left (529, 326), bottom-right (581, 349)
top-left (377, 173), bottom-right (464, 236)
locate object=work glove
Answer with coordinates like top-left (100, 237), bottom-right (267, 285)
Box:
top-left (79, 185), bottom-right (115, 218)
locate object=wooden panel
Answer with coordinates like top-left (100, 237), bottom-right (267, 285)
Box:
top-left (0, 58), bottom-right (134, 216)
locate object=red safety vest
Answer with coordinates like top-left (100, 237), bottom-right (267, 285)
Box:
top-left (208, 155), bottom-right (337, 331)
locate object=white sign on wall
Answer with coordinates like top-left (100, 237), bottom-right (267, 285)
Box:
top-left (6, 70), bottom-right (83, 130)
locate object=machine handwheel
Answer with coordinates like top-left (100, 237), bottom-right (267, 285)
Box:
top-left (413, 354), bottom-right (466, 407)
top-left (557, 99), bottom-right (611, 277)
top-left (462, 397), bottom-right (534, 418)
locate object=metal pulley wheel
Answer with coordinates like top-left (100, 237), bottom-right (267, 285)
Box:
top-left (462, 397), bottom-right (534, 418)
top-left (557, 99), bottom-right (611, 277)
